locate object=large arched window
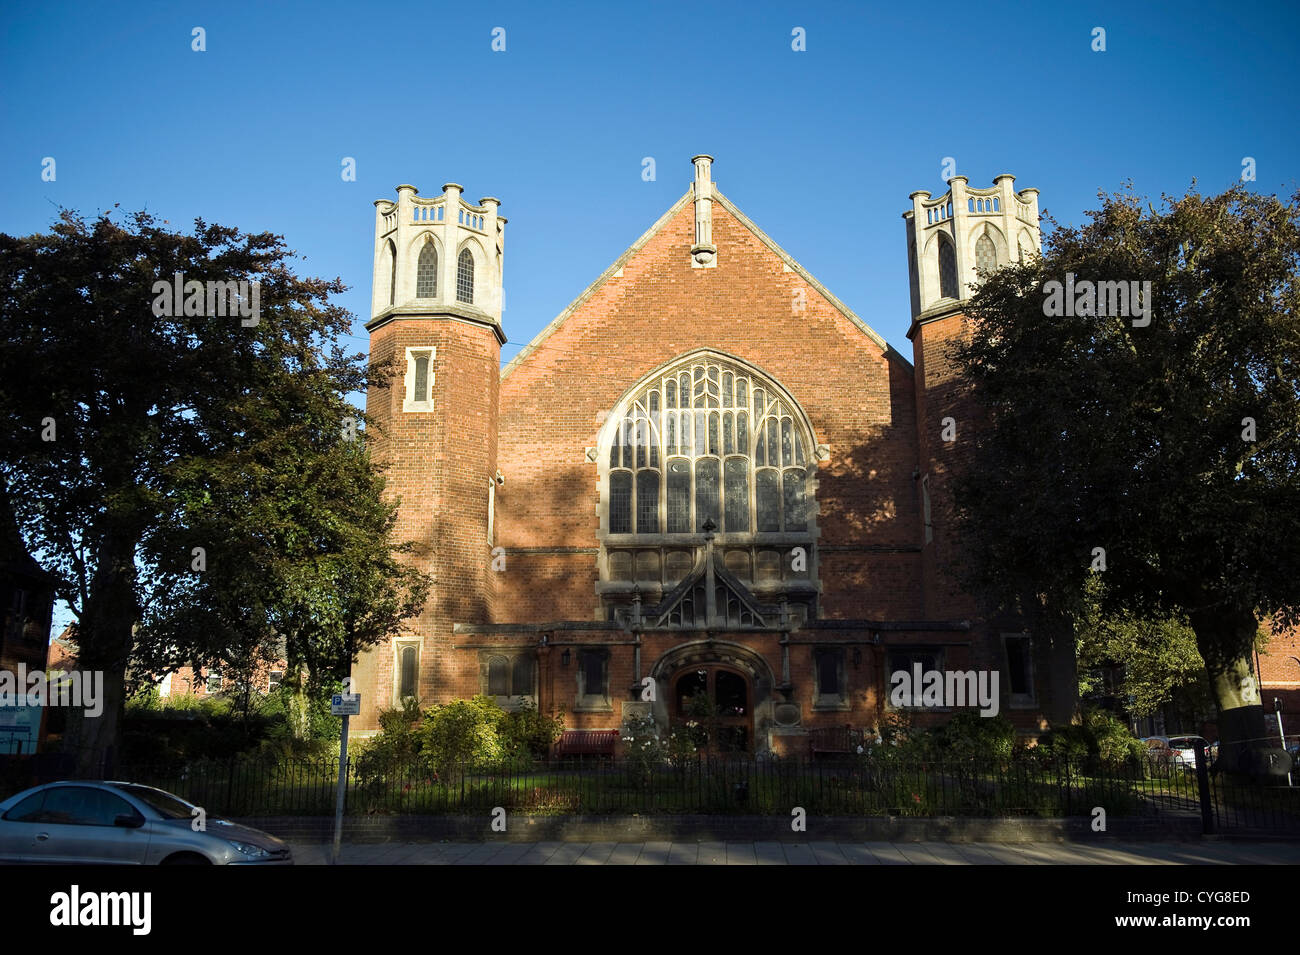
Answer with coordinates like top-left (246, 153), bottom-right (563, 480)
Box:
top-left (457, 248), bottom-right (474, 304)
top-left (604, 354), bottom-right (813, 539)
top-left (974, 232), bottom-right (997, 274)
top-left (938, 236), bottom-right (958, 299)
top-left (416, 241), bottom-right (438, 298)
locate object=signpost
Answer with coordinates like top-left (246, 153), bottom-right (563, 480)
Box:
top-left (330, 691), bottom-right (361, 864)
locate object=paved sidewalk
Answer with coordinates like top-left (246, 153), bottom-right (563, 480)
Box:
top-left (288, 840), bottom-right (1300, 865)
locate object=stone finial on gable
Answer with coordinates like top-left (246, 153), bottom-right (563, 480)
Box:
top-left (691, 155), bottom-right (717, 269)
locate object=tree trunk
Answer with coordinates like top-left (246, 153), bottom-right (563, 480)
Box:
top-left (286, 665), bottom-right (311, 741)
top-left (1188, 603), bottom-right (1280, 777)
top-left (62, 533), bottom-right (139, 778)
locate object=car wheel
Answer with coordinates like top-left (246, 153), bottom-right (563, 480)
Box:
top-left (161, 852), bottom-right (212, 865)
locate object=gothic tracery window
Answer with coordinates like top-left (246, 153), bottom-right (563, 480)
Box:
top-left (938, 237), bottom-right (958, 299)
top-left (605, 356), bottom-right (812, 539)
top-left (457, 248), bottom-right (474, 304)
top-left (974, 232), bottom-right (997, 274)
top-left (416, 241), bottom-right (438, 298)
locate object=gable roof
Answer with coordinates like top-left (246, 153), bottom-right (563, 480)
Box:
top-left (500, 189), bottom-right (912, 378)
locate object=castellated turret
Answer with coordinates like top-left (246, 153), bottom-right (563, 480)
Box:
top-left (371, 182), bottom-right (506, 330)
top-left (903, 174), bottom-right (1041, 320)
top-left (353, 181), bottom-right (506, 733)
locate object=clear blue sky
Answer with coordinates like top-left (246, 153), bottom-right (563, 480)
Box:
top-left (2, 0), bottom-right (1297, 638)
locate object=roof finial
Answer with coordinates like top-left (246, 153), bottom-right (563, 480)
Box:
top-left (691, 155), bottom-right (717, 268)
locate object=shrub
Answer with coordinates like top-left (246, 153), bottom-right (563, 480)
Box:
top-left (499, 700), bottom-right (564, 759)
top-left (924, 711), bottom-right (1017, 761)
top-left (1036, 707), bottom-right (1144, 769)
top-left (420, 695), bottom-right (507, 771)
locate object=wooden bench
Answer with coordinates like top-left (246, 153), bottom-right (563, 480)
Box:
top-left (808, 726), bottom-right (864, 758)
top-left (553, 729), bottom-right (619, 758)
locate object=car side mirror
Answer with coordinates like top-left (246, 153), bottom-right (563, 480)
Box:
top-left (114, 813), bottom-right (145, 828)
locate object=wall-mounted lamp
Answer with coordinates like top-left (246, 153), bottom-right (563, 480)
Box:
top-left (539, 634), bottom-right (549, 648)
top-left (561, 649), bottom-right (571, 667)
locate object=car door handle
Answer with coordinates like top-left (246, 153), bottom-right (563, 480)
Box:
top-left (35, 832), bottom-right (49, 841)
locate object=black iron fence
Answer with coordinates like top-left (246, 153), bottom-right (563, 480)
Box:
top-left (3, 749), bottom-right (1296, 832)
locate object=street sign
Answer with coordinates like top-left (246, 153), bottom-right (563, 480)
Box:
top-left (330, 693), bottom-right (361, 716)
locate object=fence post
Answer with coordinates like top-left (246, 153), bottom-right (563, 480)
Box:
top-left (1194, 744), bottom-right (1214, 834)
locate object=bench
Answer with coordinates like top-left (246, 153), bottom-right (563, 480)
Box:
top-left (808, 726), bottom-right (864, 758)
top-left (553, 729), bottom-right (619, 758)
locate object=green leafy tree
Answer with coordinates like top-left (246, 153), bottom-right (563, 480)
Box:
top-left (1076, 578), bottom-right (1213, 720)
top-left (953, 184), bottom-right (1300, 770)
top-left (0, 209), bottom-right (426, 772)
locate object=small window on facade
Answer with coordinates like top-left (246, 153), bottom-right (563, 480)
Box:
top-left (1004, 635), bottom-right (1035, 705)
top-left (399, 645), bottom-right (418, 699)
top-left (938, 237), bottom-right (958, 299)
top-left (457, 248), bottom-right (474, 304)
top-left (404, 347), bottom-right (435, 412)
top-left (487, 657), bottom-right (509, 696)
top-left (816, 649), bottom-right (842, 695)
top-left (414, 355), bottom-right (429, 402)
top-left (975, 233), bottom-right (997, 274)
top-left (387, 240), bottom-right (397, 306)
top-left (580, 651), bottom-right (607, 700)
top-left (205, 669), bottom-right (222, 693)
top-left (887, 650), bottom-right (943, 707)
top-left (269, 670), bottom-right (283, 692)
top-left (512, 655), bottom-right (535, 696)
top-left (416, 242), bottom-right (438, 298)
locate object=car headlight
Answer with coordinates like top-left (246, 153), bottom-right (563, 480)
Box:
top-left (226, 839), bottom-right (271, 860)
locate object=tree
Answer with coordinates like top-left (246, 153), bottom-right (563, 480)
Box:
top-left (1075, 577), bottom-right (1212, 722)
top-left (0, 209), bottom-right (426, 772)
top-left (952, 184), bottom-right (1300, 772)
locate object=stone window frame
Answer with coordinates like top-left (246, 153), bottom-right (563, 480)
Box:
top-left (884, 647), bottom-right (949, 711)
top-left (811, 646), bottom-right (849, 712)
top-left (937, 234), bottom-right (959, 300)
top-left (1002, 632), bottom-right (1036, 709)
top-left (402, 346), bottom-right (436, 413)
top-left (415, 236), bottom-right (439, 299)
top-left (478, 650), bottom-right (537, 712)
top-left (393, 639), bottom-right (421, 705)
top-left (594, 350), bottom-right (822, 604)
top-left (575, 648), bottom-right (612, 713)
top-left (456, 246), bottom-right (475, 304)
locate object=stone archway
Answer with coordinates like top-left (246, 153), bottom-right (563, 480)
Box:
top-left (648, 640), bottom-right (777, 755)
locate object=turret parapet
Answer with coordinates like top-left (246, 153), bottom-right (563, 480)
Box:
top-left (370, 180), bottom-right (506, 335)
top-left (902, 174), bottom-right (1041, 322)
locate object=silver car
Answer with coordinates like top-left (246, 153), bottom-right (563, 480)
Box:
top-left (0, 780), bottom-right (292, 865)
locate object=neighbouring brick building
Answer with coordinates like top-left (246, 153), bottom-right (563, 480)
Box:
top-left (351, 156), bottom-right (1058, 754)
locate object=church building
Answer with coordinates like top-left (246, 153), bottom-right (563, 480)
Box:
top-left (351, 156), bottom-right (1058, 753)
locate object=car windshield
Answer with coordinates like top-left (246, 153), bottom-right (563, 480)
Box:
top-left (116, 784), bottom-right (197, 820)
top-left (1169, 738), bottom-right (1200, 747)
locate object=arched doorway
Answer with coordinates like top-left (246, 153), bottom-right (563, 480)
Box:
top-left (673, 665), bottom-right (751, 753)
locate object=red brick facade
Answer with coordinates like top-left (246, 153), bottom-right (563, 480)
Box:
top-left (353, 168), bottom-right (1056, 751)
